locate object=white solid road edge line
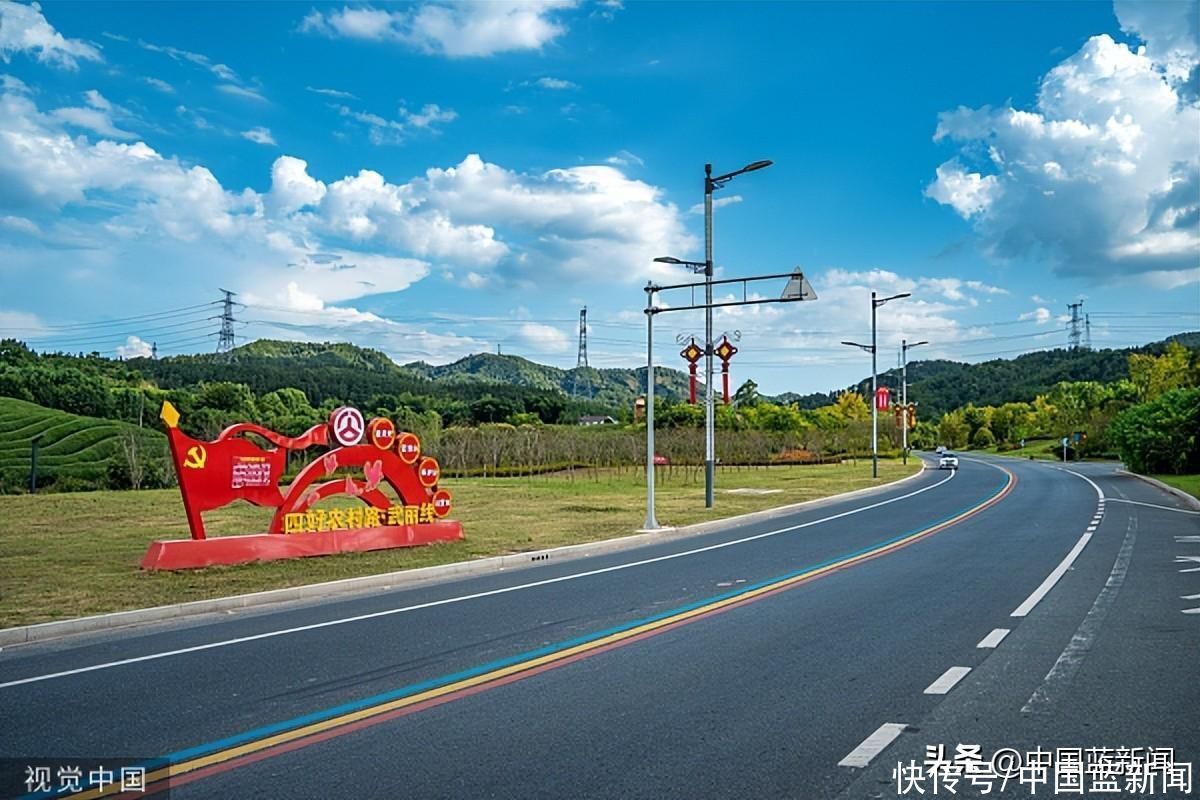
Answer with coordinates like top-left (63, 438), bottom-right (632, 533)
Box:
top-left (0, 460), bottom-right (938, 649)
top-left (976, 628), bottom-right (1010, 648)
top-left (1011, 533), bottom-right (1093, 618)
top-left (838, 723), bottom-right (908, 768)
top-left (923, 666), bottom-right (971, 695)
top-left (0, 470), bottom-right (957, 689)
top-left (1106, 498), bottom-right (1200, 515)
top-left (1011, 466), bottom-right (1106, 618)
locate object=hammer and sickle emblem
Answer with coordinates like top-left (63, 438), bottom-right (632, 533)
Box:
top-left (184, 445), bottom-right (208, 469)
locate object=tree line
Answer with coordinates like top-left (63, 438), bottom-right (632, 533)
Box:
top-left (919, 343), bottom-right (1200, 475)
top-left (3, 337), bottom-right (1196, 492)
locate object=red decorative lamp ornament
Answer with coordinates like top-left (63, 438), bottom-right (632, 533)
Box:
top-left (715, 336), bottom-right (738, 405)
top-left (680, 338), bottom-right (703, 405)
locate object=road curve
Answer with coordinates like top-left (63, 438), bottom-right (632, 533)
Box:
top-left (2, 456), bottom-right (1196, 799)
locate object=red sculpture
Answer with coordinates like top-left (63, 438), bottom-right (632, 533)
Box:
top-left (143, 402), bottom-right (463, 570)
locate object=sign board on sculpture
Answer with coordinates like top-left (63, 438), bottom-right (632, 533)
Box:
top-left (145, 402), bottom-right (463, 570)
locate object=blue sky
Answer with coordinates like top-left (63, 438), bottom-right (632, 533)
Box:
top-left (0, 0), bottom-right (1197, 396)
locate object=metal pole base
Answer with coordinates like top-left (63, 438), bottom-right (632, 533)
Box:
top-left (705, 460), bottom-right (715, 508)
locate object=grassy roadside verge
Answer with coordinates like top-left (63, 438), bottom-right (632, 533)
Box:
top-left (0, 460), bottom-right (918, 627)
top-left (977, 439), bottom-right (1071, 461)
top-left (1148, 474), bottom-right (1200, 500)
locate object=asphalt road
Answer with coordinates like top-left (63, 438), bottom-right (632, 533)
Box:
top-left (2, 456), bottom-right (1197, 799)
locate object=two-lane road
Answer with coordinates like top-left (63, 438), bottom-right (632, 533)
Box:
top-left (2, 456), bottom-right (1197, 798)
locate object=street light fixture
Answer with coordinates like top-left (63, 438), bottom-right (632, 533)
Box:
top-left (653, 256), bottom-right (707, 274)
top-left (642, 267), bottom-right (816, 529)
top-left (900, 339), bottom-right (928, 463)
top-left (699, 159), bottom-right (772, 508)
top-left (842, 291), bottom-right (912, 479)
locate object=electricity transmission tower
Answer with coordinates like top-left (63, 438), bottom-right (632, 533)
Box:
top-left (217, 289), bottom-right (238, 354)
top-left (571, 307), bottom-right (592, 399)
top-left (1067, 300), bottom-right (1085, 350)
top-left (1084, 313), bottom-right (1092, 350)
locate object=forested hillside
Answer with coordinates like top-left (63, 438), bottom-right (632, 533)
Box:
top-left (860, 333), bottom-right (1200, 419)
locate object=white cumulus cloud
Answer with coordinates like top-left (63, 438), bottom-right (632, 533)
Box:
top-left (50, 89), bottom-right (136, 140)
top-left (241, 126), bottom-right (276, 146)
top-left (116, 335), bottom-right (154, 358)
top-left (1019, 307), bottom-right (1053, 325)
top-left (517, 321), bottom-right (570, 353)
top-left (926, 4), bottom-right (1200, 285)
top-left (301, 1), bottom-right (577, 57)
top-left (0, 0), bottom-right (101, 69)
top-left (0, 77), bottom-right (696, 363)
top-left (924, 161), bottom-right (999, 218)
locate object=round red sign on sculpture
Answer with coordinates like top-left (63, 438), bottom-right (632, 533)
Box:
top-left (432, 488), bottom-right (452, 517)
top-left (330, 407), bottom-right (365, 447)
top-left (417, 456), bottom-right (440, 487)
top-left (396, 432), bottom-right (421, 464)
top-left (874, 387), bottom-right (890, 412)
top-left (367, 418), bottom-right (397, 450)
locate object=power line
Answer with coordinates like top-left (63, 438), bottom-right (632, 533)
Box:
top-left (0, 302), bottom-right (220, 334)
top-left (23, 318), bottom-right (220, 349)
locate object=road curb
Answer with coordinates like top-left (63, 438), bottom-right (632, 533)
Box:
top-left (0, 461), bottom-right (929, 647)
top-left (1119, 470), bottom-right (1200, 511)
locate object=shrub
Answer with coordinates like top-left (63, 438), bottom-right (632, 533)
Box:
top-left (971, 427), bottom-right (996, 449)
top-left (1108, 388), bottom-right (1200, 474)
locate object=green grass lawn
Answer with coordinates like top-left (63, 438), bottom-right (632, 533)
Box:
top-left (976, 439), bottom-right (1067, 461)
top-left (1148, 474), bottom-right (1200, 500)
top-left (0, 459), bottom-right (919, 627)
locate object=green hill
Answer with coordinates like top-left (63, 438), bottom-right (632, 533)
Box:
top-left (0, 397), bottom-right (167, 492)
top-left (122, 341), bottom-right (691, 419)
top-left (404, 353), bottom-right (692, 407)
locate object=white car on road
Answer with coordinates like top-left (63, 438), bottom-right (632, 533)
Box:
top-left (938, 452), bottom-right (959, 470)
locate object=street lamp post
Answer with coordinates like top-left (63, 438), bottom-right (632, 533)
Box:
top-left (643, 282), bottom-right (660, 531)
top-left (700, 160), bottom-right (772, 508)
top-left (900, 339), bottom-right (928, 464)
top-left (842, 290), bottom-right (910, 478)
top-left (643, 267), bottom-right (816, 529)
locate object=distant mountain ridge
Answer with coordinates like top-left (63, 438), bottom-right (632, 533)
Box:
top-left (127, 343), bottom-right (693, 409)
top-left (106, 331), bottom-right (1200, 417)
top-left (402, 352), bottom-right (691, 407)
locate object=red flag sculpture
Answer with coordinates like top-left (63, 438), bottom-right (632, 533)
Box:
top-left (144, 402), bottom-right (463, 570)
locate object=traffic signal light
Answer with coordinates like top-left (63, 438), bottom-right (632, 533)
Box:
top-left (907, 403), bottom-right (917, 429)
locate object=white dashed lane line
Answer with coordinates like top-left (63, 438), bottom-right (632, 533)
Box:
top-left (923, 666), bottom-right (972, 695)
top-left (976, 628), bottom-right (1010, 648)
top-left (838, 723), bottom-right (909, 768)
